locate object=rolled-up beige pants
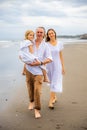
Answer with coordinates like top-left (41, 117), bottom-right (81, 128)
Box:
top-left (25, 68), bottom-right (43, 110)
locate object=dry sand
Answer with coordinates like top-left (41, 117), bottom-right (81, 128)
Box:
top-left (0, 43), bottom-right (87, 130)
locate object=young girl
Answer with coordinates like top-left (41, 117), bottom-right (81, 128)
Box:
top-left (19, 30), bottom-right (49, 82)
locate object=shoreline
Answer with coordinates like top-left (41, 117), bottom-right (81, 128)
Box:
top-left (0, 43), bottom-right (87, 130)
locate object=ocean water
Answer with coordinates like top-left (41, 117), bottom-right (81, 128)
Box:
top-left (0, 38), bottom-right (87, 109)
top-left (0, 38), bottom-right (87, 80)
top-left (0, 38), bottom-right (87, 72)
top-left (0, 38), bottom-right (87, 48)
top-left (0, 40), bottom-right (24, 105)
top-left (0, 38), bottom-right (87, 77)
top-left (0, 40), bottom-right (24, 78)
top-left (58, 38), bottom-right (87, 44)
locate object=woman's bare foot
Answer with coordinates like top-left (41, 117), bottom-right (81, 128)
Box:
top-left (48, 100), bottom-right (54, 109)
top-left (52, 97), bottom-right (57, 104)
top-left (49, 103), bottom-right (54, 109)
top-left (34, 109), bottom-right (41, 119)
top-left (28, 102), bottom-right (34, 110)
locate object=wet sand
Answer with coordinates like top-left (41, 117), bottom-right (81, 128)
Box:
top-left (0, 43), bottom-right (87, 130)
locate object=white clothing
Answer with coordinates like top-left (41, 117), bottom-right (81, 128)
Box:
top-left (19, 40), bottom-right (38, 64)
top-left (47, 41), bottom-right (64, 92)
top-left (26, 40), bottom-right (52, 75)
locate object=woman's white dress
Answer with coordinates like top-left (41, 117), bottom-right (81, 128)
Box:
top-left (47, 41), bottom-right (64, 92)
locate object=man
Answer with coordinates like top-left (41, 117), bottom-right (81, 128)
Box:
top-left (25, 27), bottom-right (52, 118)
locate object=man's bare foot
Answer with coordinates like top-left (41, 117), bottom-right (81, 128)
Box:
top-left (28, 102), bottom-right (34, 110)
top-left (34, 109), bottom-right (41, 119)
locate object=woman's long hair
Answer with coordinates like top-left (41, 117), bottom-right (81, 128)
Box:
top-left (45, 28), bottom-right (57, 42)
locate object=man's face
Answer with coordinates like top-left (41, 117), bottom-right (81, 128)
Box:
top-left (36, 28), bottom-right (45, 39)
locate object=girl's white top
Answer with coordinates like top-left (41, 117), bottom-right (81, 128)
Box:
top-left (19, 40), bottom-right (37, 63)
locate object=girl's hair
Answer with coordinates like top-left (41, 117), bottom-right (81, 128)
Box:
top-left (45, 28), bottom-right (57, 42)
top-left (25, 30), bottom-right (34, 39)
top-left (36, 26), bottom-right (46, 38)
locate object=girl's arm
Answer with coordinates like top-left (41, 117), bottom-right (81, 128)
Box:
top-left (27, 45), bottom-right (41, 66)
top-left (60, 51), bottom-right (65, 75)
top-left (28, 45), bottom-right (34, 54)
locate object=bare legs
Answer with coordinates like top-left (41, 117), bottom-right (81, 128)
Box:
top-left (28, 102), bottom-right (41, 118)
top-left (28, 102), bottom-right (34, 110)
top-left (49, 92), bottom-right (57, 109)
top-left (52, 95), bottom-right (57, 104)
top-left (42, 69), bottom-right (50, 83)
top-left (34, 109), bottom-right (41, 118)
top-left (22, 64), bottom-right (26, 75)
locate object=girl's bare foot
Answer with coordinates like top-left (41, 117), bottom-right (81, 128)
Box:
top-left (43, 74), bottom-right (50, 83)
top-left (28, 102), bottom-right (34, 110)
top-left (43, 76), bottom-right (50, 83)
top-left (34, 109), bottom-right (41, 119)
top-left (22, 72), bottom-right (26, 75)
top-left (43, 79), bottom-right (50, 83)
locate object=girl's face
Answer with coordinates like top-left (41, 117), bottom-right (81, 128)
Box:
top-left (27, 32), bottom-right (34, 41)
top-left (48, 30), bottom-right (56, 39)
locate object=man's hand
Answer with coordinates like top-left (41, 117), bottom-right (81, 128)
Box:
top-left (28, 60), bottom-right (41, 66)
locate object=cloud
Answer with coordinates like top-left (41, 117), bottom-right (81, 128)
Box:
top-left (0, 0), bottom-right (87, 40)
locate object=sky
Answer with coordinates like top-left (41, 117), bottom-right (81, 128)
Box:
top-left (0, 0), bottom-right (87, 40)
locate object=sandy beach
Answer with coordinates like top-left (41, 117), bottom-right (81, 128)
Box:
top-left (0, 42), bottom-right (87, 130)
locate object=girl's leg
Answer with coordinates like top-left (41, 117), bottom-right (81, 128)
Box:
top-left (22, 64), bottom-right (26, 75)
top-left (42, 69), bottom-right (50, 82)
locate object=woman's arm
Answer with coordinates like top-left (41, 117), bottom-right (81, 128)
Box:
top-left (60, 51), bottom-right (65, 75)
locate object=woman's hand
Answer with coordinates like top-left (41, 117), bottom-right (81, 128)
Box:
top-left (62, 68), bottom-right (65, 75)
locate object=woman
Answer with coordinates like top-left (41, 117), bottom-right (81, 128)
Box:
top-left (46, 29), bottom-right (65, 109)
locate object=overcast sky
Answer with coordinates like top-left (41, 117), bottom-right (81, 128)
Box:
top-left (0, 0), bottom-right (87, 40)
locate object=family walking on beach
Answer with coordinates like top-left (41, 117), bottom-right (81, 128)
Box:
top-left (19, 26), bottom-right (65, 119)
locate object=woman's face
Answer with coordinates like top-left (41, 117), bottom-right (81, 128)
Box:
top-left (48, 30), bottom-right (56, 39)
